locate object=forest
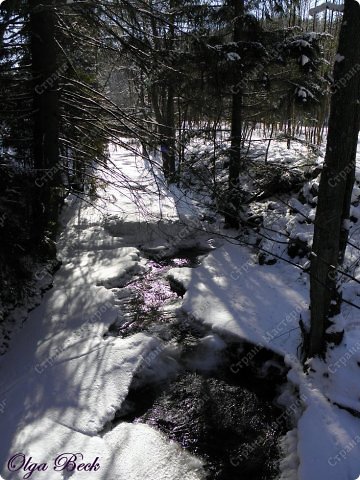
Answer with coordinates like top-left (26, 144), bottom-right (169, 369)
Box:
top-left (1, 0), bottom-right (360, 479)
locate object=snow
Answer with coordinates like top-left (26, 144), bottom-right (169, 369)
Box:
top-left (179, 134), bottom-right (360, 480)
top-left (177, 230), bottom-right (360, 480)
top-left (279, 429), bottom-right (299, 479)
top-left (166, 267), bottom-right (193, 290)
top-left (0, 145), bottom-right (206, 480)
top-left (98, 423), bottom-right (204, 480)
top-left (335, 53), bottom-right (345, 63)
top-left (226, 52), bottom-right (240, 62)
top-left (342, 218), bottom-right (351, 231)
top-left (3, 135), bottom-right (360, 480)
top-left (4, 419), bottom-right (204, 480)
top-left (182, 244), bottom-right (308, 357)
top-left (301, 55), bottom-right (310, 66)
top-left (297, 87), bottom-right (310, 102)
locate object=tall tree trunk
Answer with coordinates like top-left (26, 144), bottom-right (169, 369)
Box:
top-left (162, 82), bottom-right (176, 179)
top-left (308, 0), bottom-right (360, 358)
top-left (225, 0), bottom-right (244, 228)
top-left (30, 0), bottom-right (60, 242)
top-left (163, 1), bottom-right (176, 181)
top-left (149, 1), bottom-right (176, 181)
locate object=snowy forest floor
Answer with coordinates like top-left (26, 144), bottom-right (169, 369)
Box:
top-left (1, 137), bottom-right (360, 479)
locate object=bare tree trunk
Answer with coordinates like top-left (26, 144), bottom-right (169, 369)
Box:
top-left (30, 0), bottom-right (59, 242)
top-left (225, 0), bottom-right (244, 228)
top-left (308, 0), bottom-right (360, 358)
top-left (163, 82), bottom-right (176, 179)
top-left (148, 1), bottom-right (176, 181)
top-left (265, 124), bottom-right (274, 163)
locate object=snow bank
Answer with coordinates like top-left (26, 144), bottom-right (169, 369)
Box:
top-left (181, 232), bottom-right (360, 480)
top-left (166, 267), bottom-right (193, 290)
top-left (1, 417), bottom-right (205, 480)
top-left (182, 243), bottom-right (308, 357)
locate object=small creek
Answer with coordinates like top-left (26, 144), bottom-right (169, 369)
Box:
top-left (103, 247), bottom-right (295, 480)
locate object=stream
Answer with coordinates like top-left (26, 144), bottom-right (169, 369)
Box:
top-left (103, 247), bottom-right (293, 480)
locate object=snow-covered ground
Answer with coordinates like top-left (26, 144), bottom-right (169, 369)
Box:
top-left (179, 134), bottom-right (360, 480)
top-left (2, 137), bottom-right (360, 479)
top-left (181, 242), bottom-right (360, 480)
top-left (0, 146), bottom-right (206, 480)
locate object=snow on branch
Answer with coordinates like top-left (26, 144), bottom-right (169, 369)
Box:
top-left (309, 2), bottom-right (344, 17)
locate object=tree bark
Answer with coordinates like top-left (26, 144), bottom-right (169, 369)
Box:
top-left (225, 0), bottom-right (244, 228)
top-left (309, 0), bottom-right (360, 357)
top-left (29, 0), bottom-right (60, 241)
top-left (148, 1), bottom-right (176, 181)
top-left (162, 0), bottom-right (176, 180)
top-left (163, 81), bottom-right (176, 179)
